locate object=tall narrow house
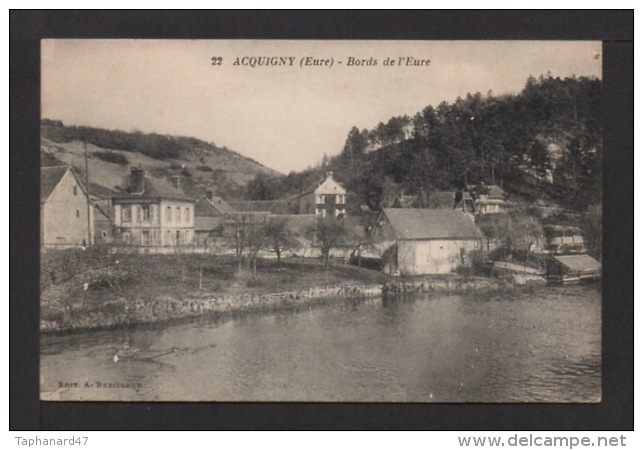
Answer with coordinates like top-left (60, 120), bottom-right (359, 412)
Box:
top-left (41, 166), bottom-right (94, 248)
top-left (296, 171), bottom-right (347, 218)
top-left (112, 166), bottom-right (195, 247)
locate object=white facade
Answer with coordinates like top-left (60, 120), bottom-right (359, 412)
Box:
top-left (298, 172), bottom-right (347, 217)
top-left (113, 199), bottom-right (194, 246)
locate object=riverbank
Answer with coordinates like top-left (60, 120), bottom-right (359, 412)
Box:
top-left (40, 249), bottom-right (515, 333)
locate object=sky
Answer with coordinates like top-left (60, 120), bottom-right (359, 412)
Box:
top-left (41, 40), bottom-right (602, 173)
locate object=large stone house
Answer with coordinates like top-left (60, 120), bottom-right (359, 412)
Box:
top-left (41, 166), bottom-right (94, 248)
top-left (371, 208), bottom-right (482, 275)
top-left (112, 167), bottom-right (195, 247)
top-left (294, 171), bottom-right (347, 217)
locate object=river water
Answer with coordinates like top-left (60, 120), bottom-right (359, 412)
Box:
top-left (40, 285), bottom-right (601, 402)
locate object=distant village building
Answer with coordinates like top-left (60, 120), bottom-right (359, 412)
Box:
top-left (193, 189), bottom-right (236, 245)
top-left (112, 166), bottom-right (194, 247)
top-left (228, 199), bottom-right (292, 215)
top-left (371, 208), bottom-right (482, 275)
top-left (468, 184), bottom-right (510, 215)
top-left (454, 191), bottom-right (477, 214)
top-left (41, 166), bottom-right (94, 248)
top-left (541, 225), bottom-right (585, 254)
top-left (294, 171), bottom-right (347, 217)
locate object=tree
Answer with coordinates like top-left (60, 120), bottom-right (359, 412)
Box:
top-left (245, 221), bottom-right (268, 280)
top-left (262, 216), bottom-right (296, 268)
top-left (476, 213), bottom-right (511, 255)
top-left (309, 218), bottom-right (349, 270)
top-left (230, 213), bottom-right (254, 272)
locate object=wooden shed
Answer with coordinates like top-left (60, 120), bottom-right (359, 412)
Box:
top-left (547, 254), bottom-right (601, 284)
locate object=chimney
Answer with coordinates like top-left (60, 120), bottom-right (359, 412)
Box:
top-left (171, 175), bottom-right (180, 190)
top-left (130, 165), bottom-right (145, 194)
top-left (206, 189), bottom-right (214, 201)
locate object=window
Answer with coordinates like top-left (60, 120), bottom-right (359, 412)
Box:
top-left (184, 207), bottom-right (190, 223)
top-left (176, 207), bottom-right (181, 222)
top-left (166, 206), bottom-right (172, 222)
top-left (73, 186), bottom-right (77, 196)
top-left (141, 205), bottom-right (150, 221)
top-left (122, 206), bottom-right (131, 221)
top-left (76, 210), bottom-right (80, 218)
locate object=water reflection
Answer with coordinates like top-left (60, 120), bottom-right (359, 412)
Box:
top-left (41, 286), bottom-right (601, 402)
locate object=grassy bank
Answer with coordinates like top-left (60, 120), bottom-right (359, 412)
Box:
top-left (40, 248), bottom-right (520, 333)
top-left (40, 248), bottom-right (393, 332)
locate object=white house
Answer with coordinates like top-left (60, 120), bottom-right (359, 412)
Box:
top-left (372, 208), bottom-right (482, 275)
top-left (112, 167), bottom-right (195, 247)
top-left (41, 166), bottom-right (94, 248)
top-left (295, 171), bottom-right (347, 218)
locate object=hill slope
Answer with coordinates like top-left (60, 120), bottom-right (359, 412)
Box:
top-left (40, 121), bottom-right (280, 200)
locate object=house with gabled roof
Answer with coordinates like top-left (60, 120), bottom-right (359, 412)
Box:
top-left (293, 171), bottom-right (347, 218)
top-left (468, 183), bottom-right (510, 215)
top-left (41, 165), bottom-right (94, 248)
top-left (371, 208), bottom-right (482, 275)
top-left (112, 166), bottom-right (195, 247)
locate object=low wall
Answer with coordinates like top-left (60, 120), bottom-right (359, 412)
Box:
top-left (41, 278), bottom-right (512, 333)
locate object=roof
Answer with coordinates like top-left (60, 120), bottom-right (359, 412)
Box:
top-left (228, 200), bottom-right (292, 215)
top-left (487, 185), bottom-right (506, 199)
top-left (195, 195), bottom-right (237, 217)
top-left (426, 191), bottom-right (455, 209)
top-left (41, 166), bottom-right (74, 203)
top-left (553, 255), bottom-right (601, 271)
top-left (382, 208), bottom-right (481, 240)
top-left (113, 177), bottom-right (193, 202)
top-left (300, 173), bottom-right (346, 196)
top-left (194, 216), bottom-right (224, 231)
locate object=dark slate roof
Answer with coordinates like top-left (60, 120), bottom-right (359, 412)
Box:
top-left (195, 195), bottom-right (237, 217)
top-left (194, 216), bottom-right (224, 231)
top-left (382, 208), bottom-right (481, 240)
top-left (228, 200), bottom-right (293, 215)
top-left (113, 177), bottom-right (193, 202)
top-left (41, 166), bottom-right (85, 203)
top-left (553, 255), bottom-right (601, 271)
top-left (426, 191), bottom-right (456, 209)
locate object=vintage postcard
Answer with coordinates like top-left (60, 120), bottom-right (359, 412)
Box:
top-left (39, 40), bottom-right (602, 402)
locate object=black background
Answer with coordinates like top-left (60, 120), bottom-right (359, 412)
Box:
top-left (10, 10), bottom-right (633, 430)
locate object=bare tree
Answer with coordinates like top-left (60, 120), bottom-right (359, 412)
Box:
top-left (309, 217), bottom-right (349, 270)
top-left (245, 221), bottom-right (268, 280)
top-left (230, 213), bottom-right (253, 272)
top-left (263, 216), bottom-right (295, 268)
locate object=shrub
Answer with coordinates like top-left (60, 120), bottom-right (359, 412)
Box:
top-left (93, 151), bottom-right (128, 165)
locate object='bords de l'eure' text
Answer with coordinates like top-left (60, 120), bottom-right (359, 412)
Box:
top-left (218, 56), bottom-right (431, 68)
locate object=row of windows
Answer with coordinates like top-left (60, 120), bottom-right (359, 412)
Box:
top-left (315, 194), bottom-right (345, 204)
top-left (121, 205), bottom-right (191, 223)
